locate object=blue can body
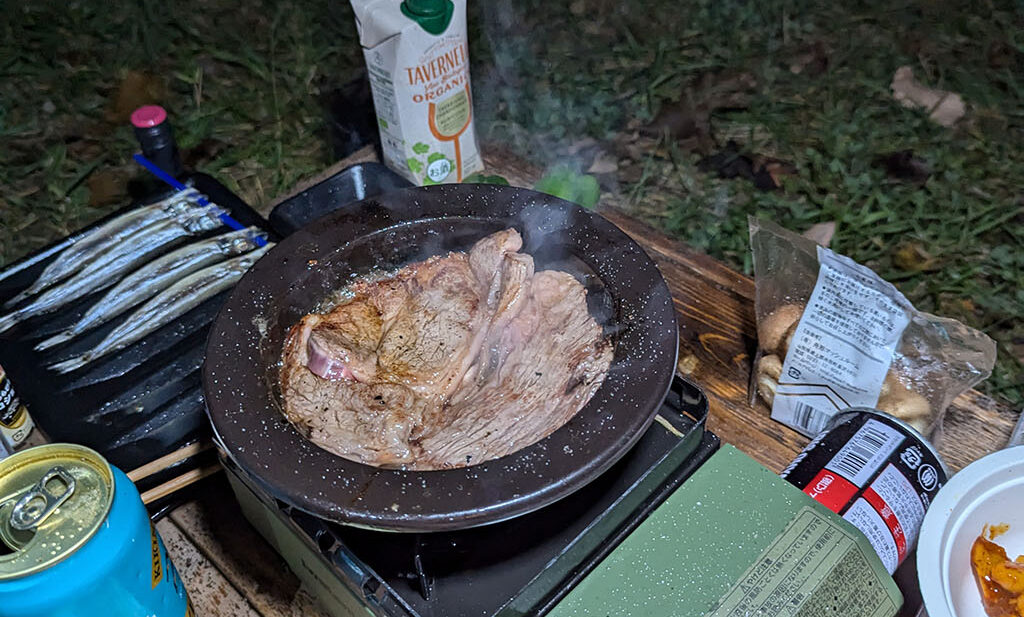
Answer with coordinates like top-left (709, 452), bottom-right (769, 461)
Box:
top-left (0, 466), bottom-right (191, 617)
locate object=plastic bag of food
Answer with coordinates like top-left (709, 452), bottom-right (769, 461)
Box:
top-left (749, 218), bottom-right (996, 438)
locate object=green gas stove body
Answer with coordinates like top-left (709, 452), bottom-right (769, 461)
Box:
top-left (222, 378), bottom-right (899, 617)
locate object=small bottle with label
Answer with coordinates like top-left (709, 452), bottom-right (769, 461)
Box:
top-left (0, 365), bottom-right (35, 456)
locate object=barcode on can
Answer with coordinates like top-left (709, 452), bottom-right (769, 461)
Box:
top-left (825, 419), bottom-right (905, 487)
top-left (792, 401), bottom-right (830, 436)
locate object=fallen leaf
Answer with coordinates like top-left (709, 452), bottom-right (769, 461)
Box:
top-left (587, 152), bottom-right (619, 175)
top-left (893, 241), bottom-right (938, 271)
top-left (612, 131), bottom-right (655, 162)
top-left (891, 66), bottom-right (966, 127)
top-left (107, 70), bottom-right (166, 124)
top-left (876, 150), bottom-right (931, 183)
top-left (87, 170), bottom-right (127, 207)
top-left (66, 137), bottom-right (106, 162)
top-left (802, 221), bottom-right (836, 247)
top-left (762, 159), bottom-right (796, 188)
top-left (788, 42), bottom-right (829, 76)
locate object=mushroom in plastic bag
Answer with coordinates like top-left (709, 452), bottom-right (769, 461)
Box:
top-left (749, 218), bottom-right (996, 439)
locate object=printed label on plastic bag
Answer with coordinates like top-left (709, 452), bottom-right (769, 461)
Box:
top-left (771, 247), bottom-right (913, 436)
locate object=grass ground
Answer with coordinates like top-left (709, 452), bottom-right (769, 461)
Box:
top-left (1, 0), bottom-right (1021, 405)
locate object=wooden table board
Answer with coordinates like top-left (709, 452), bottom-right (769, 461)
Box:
top-left (163, 145), bottom-right (1017, 615)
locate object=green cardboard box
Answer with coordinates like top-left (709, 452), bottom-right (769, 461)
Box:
top-left (549, 445), bottom-right (902, 617)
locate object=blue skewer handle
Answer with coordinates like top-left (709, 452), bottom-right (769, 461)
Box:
top-left (132, 153), bottom-right (268, 247)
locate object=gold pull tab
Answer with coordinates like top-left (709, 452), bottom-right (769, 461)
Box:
top-left (9, 467), bottom-right (76, 531)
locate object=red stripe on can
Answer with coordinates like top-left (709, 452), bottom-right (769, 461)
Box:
top-left (863, 486), bottom-right (907, 562)
top-left (802, 469), bottom-right (859, 513)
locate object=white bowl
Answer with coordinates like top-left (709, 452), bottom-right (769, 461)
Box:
top-left (918, 446), bottom-right (1024, 617)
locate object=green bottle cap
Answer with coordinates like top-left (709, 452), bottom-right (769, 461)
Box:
top-left (400, 0), bottom-right (454, 35)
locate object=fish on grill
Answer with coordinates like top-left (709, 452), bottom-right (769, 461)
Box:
top-left (35, 227), bottom-right (267, 350)
top-left (1, 188), bottom-right (204, 305)
top-left (280, 229), bottom-right (612, 470)
top-left (49, 243), bottom-right (273, 373)
top-left (0, 207), bottom-right (228, 334)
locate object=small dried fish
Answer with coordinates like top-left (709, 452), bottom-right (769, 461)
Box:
top-left (35, 227), bottom-right (268, 350)
top-left (0, 208), bottom-right (227, 333)
top-left (50, 243), bottom-right (274, 373)
top-left (3, 188), bottom-right (205, 306)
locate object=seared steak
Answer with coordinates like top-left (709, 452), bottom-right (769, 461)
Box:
top-left (280, 229), bottom-right (612, 470)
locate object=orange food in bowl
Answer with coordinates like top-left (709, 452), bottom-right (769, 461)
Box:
top-left (971, 528), bottom-right (1024, 617)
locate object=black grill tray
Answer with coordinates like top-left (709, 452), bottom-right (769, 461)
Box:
top-left (0, 173), bottom-right (272, 497)
top-left (268, 162), bottom-right (411, 235)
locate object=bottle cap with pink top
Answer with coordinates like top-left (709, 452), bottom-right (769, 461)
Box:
top-left (131, 105), bottom-right (182, 178)
top-left (130, 105), bottom-right (168, 128)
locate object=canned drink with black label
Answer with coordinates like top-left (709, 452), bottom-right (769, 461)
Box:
top-left (0, 365), bottom-right (34, 451)
top-left (780, 407), bottom-right (949, 575)
top-left (0, 444), bottom-right (193, 616)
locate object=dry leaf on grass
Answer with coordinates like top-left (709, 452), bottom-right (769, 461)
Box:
top-left (893, 241), bottom-right (938, 272)
top-left (789, 41), bottom-right (829, 76)
top-left (107, 70), bottom-right (166, 124)
top-left (87, 170), bottom-right (127, 207)
top-left (891, 66), bottom-right (966, 127)
top-left (802, 221), bottom-right (836, 247)
top-left (587, 152), bottom-right (619, 175)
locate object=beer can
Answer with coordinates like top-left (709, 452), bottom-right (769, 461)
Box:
top-left (0, 444), bottom-right (194, 616)
top-left (0, 366), bottom-right (34, 451)
top-left (780, 407), bottom-right (949, 574)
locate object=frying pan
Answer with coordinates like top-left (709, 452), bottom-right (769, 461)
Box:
top-left (203, 184), bottom-right (678, 532)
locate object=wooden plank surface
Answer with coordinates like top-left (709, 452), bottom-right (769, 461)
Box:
top-left (168, 477), bottom-right (332, 617)
top-left (158, 517), bottom-right (263, 616)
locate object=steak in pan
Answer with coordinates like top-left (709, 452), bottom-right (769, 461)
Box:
top-left (280, 229), bottom-right (613, 470)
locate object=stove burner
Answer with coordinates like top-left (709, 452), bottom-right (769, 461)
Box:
top-left (223, 376), bottom-right (719, 617)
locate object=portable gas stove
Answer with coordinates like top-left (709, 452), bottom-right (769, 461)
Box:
top-left (220, 376), bottom-right (718, 617)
